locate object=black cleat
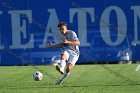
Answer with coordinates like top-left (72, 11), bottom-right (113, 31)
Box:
top-left (55, 65), bottom-right (64, 75)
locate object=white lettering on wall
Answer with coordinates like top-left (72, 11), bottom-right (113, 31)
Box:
top-left (131, 6), bottom-right (140, 44)
top-left (9, 10), bottom-right (34, 49)
top-left (100, 6), bottom-right (127, 46)
top-left (70, 8), bottom-right (95, 46)
top-left (39, 9), bottom-right (60, 48)
top-left (0, 7), bottom-right (139, 49)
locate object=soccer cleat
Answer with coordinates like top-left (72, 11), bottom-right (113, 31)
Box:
top-left (55, 79), bottom-right (64, 85)
top-left (55, 65), bottom-right (64, 75)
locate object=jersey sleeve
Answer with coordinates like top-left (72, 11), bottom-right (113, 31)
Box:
top-left (71, 31), bottom-right (79, 40)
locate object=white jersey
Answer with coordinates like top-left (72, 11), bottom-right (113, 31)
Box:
top-left (62, 30), bottom-right (79, 53)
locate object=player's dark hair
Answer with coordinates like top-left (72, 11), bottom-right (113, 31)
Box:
top-left (57, 22), bottom-right (67, 27)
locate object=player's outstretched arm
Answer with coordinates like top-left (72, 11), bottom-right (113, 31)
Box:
top-left (47, 42), bottom-right (63, 48)
top-left (63, 39), bottom-right (80, 46)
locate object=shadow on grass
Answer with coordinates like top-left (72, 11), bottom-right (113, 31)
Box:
top-left (1, 83), bottom-right (140, 89)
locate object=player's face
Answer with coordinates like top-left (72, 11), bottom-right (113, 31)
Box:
top-left (59, 25), bottom-right (67, 35)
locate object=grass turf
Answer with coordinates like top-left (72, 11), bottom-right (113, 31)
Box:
top-left (0, 64), bottom-right (140, 93)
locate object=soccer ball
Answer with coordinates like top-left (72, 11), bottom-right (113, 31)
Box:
top-left (33, 71), bottom-right (43, 81)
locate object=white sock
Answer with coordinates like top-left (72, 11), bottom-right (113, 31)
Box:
top-left (60, 60), bottom-right (66, 70)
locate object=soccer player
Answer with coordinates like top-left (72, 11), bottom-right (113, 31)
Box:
top-left (47, 22), bottom-right (80, 85)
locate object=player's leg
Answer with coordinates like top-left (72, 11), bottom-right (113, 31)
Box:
top-left (56, 54), bottom-right (79, 85)
top-left (66, 63), bottom-right (73, 73)
top-left (59, 63), bottom-right (74, 82)
top-left (61, 57), bottom-right (77, 80)
top-left (65, 54), bottom-right (79, 73)
top-left (55, 51), bottom-right (69, 74)
top-left (55, 63), bottom-right (72, 85)
top-left (55, 61), bottom-right (77, 85)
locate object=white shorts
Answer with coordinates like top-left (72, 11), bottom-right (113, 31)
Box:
top-left (62, 50), bottom-right (79, 65)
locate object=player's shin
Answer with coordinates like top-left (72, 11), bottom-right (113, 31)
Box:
top-left (56, 72), bottom-right (70, 85)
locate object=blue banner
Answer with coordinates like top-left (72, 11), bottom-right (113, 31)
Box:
top-left (0, 0), bottom-right (140, 65)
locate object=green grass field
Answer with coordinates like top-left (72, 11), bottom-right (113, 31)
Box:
top-left (0, 64), bottom-right (140, 93)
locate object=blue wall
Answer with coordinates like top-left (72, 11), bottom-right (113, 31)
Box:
top-left (0, 0), bottom-right (140, 65)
